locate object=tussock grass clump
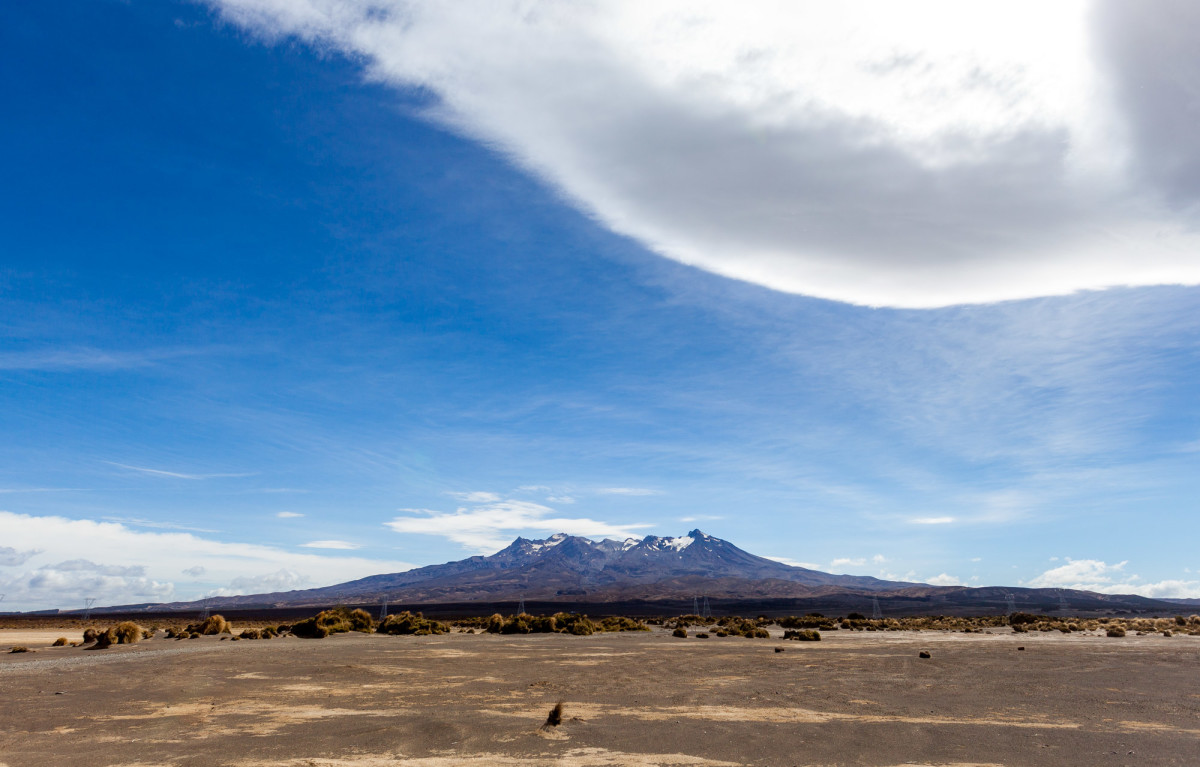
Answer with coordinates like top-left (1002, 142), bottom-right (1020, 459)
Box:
top-left (377, 611), bottom-right (449, 636)
top-left (10, 646), bottom-right (30, 653)
top-left (783, 629), bottom-right (821, 641)
top-left (1107, 626), bottom-right (1127, 637)
top-left (83, 628), bottom-right (99, 643)
top-left (540, 701), bottom-right (564, 731)
top-left (779, 615), bottom-right (838, 630)
top-left (52, 637), bottom-right (69, 647)
top-left (239, 628), bottom-right (262, 640)
top-left (672, 627), bottom-right (688, 638)
top-left (291, 607), bottom-right (376, 638)
top-left (186, 615), bottom-right (231, 636)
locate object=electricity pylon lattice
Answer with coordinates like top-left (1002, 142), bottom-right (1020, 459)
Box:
top-left (1058, 590), bottom-right (1070, 614)
top-left (379, 595), bottom-right (389, 620)
top-left (518, 597), bottom-right (525, 615)
top-left (701, 596), bottom-right (711, 620)
top-left (693, 596), bottom-right (699, 616)
top-left (871, 595), bottom-right (883, 620)
top-left (83, 597), bottom-right (97, 621)
top-left (1004, 592), bottom-right (1016, 616)
top-left (200, 598), bottom-right (210, 621)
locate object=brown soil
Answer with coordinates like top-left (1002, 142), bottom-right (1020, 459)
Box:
top-left (1, 628), bottom-right (1196, 766)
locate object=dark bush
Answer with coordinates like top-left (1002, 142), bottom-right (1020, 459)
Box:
top-left (1107, 627), bottom-right (1126, 637)
top-left (672, 627), bottom-right (688, 638)
top-left (52, 637), bottom-right (69, 647)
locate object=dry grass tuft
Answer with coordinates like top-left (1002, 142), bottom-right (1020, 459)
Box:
top-left (540, 701), bottom-right (564, 731)
top-left (672, 627), bottom-right (688, 638)
top-left (291, 606), bottom-right (377, 638)
top-left (186, 615), bottom-right (231, 636)
top-left (9, 645), bottom-right (30, 653)
top-left (783, 629), bottom-right (821, 641)
top-left (377, 611), bottom-right (449, 636)
top-left (52, 637), bottom-right (69, 647)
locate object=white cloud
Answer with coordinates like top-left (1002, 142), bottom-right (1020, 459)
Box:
top-left (209, 0), bottom-right (1200, 308)
top-left (679, 515), bottom-right (723, 523)
top-left (276, 511), bottom-right (304, 519)
top-left (1022, 558), bottom-right (1200, 598)
top-left (765, 555), bottom-right (822, 570)
top-left (214, 569), bottom-right (309, 596)
top-left (546, 495), bottom-right (576, 504)
top-left (182, 565), bottom-right (206, 577)
top-left (927, 573), bottom-right (965, 586)
top-left (595, 487), bottom-right (663, 496)
top-left (871, 554), bottom-right (887, 564)
top-left (830, 557), bottom-right (866, 568)
top-left (300, 540), bottom-right (361, 550)
top-left (0, 546), bottom-right (42, 566)
top-left (909, 516), bottom-right (956, 525)
top-left (0, 511), bottom-right (413, 612)
top-left (386, 498), bottom-right (651, 553)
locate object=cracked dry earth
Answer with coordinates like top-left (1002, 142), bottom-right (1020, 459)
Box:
top-left (1, 629), bottom-right (1198, 766)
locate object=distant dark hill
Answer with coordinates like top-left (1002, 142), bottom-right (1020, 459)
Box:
top-left (94, 530), bottom-right (1188, 617)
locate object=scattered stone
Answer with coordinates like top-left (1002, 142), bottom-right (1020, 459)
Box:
top-left (918, 651), bottom-right (931, 659)
top-left (774, 647), bottom-right (785, 653)
top-left (1018, 646), bottom-right (1025, 651)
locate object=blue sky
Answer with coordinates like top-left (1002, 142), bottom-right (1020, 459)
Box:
top-left (2, 1), bottom-right (1199, 611)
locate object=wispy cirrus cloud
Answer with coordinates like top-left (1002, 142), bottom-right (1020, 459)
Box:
top-left (300, 540), bottom-right (360, 550)
top-left (386, 497), bottom-right (651, 553)
top-left (104, 461), bottom-right (256, 480)
top-left (595, 487), bottom-right (663, 497)
top-left (276, 511), bottom-right (304, 519)
top-left (103, 516), bottom-right (220, 534)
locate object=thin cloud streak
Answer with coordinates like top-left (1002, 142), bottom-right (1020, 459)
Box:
top-left (104, 461), bottom-right (257, 480)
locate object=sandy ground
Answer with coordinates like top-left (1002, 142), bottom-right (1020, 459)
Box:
top-left (1, 627), bottom-right (1197, 766)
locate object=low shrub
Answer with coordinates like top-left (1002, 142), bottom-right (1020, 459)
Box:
top-left (1107, 627), bottom-right (1126, 637)
top-left (597, 616), bottom-right (649, 632)
top-left (783, 629), bottom-right (821, 641)
top-left (9, 646), bottom-right (29, 653)
top-left (291, 607), bottom-right (375, 638)
top-left (377, 611), bottom-right (449, 636)
top-left (52, 637), bottom-right (69, 647)
top-left (695, 632), bottom-right (709, 638)
top-left (239, 628), bottom-right (262, 640)
top-left (83, 628), bottom-right (99, 643)
top-left (672, 627), bottom-right (687, 638)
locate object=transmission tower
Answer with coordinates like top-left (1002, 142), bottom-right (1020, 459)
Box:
top-left (1004, 591), bottom-right (1016, 616)
top-left (693, 596), bottom-right (699, 616)
top-left (1058, 589), bottom-right (1070, 614)
top-left (871, 595), bottom-right (883, 620)
top-left (701, 595), bottom-right (711, 620)
top-left (200, 598), bottom-right (211, 621)
top-left (378, 595), bottom-right (389, 620)
top-left (83, 597), bottom-right (97, 621)
top-left (518, 596), bottom-right (526, 615)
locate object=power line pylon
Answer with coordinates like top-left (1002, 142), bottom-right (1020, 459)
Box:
top-left (871, 595), bottom-right (883, 620)
top-left (83, 597), bottom-right (97, 621)
top-left (1004, 591), bottom-right (1016, 616)
top-left (701, 596), bottom-right (711, 620)
top-left (379, 595), bottom-right (389, 620)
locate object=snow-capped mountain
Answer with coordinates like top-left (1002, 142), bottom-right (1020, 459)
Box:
top-left (168, 530), bottom-right (915, 609)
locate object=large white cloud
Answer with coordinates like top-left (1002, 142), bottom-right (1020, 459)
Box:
top-left (209, 0), bottom-right (1200, 307)
top-left (1024, 557), bottom-right (1200, 598)
top-left (0, 511), bottom-right (413, 612)
top-left (386, 497), bottom-right (650, 553)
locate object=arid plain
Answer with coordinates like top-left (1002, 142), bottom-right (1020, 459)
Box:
top-left (2, 625), bottom-right (1198, 767)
